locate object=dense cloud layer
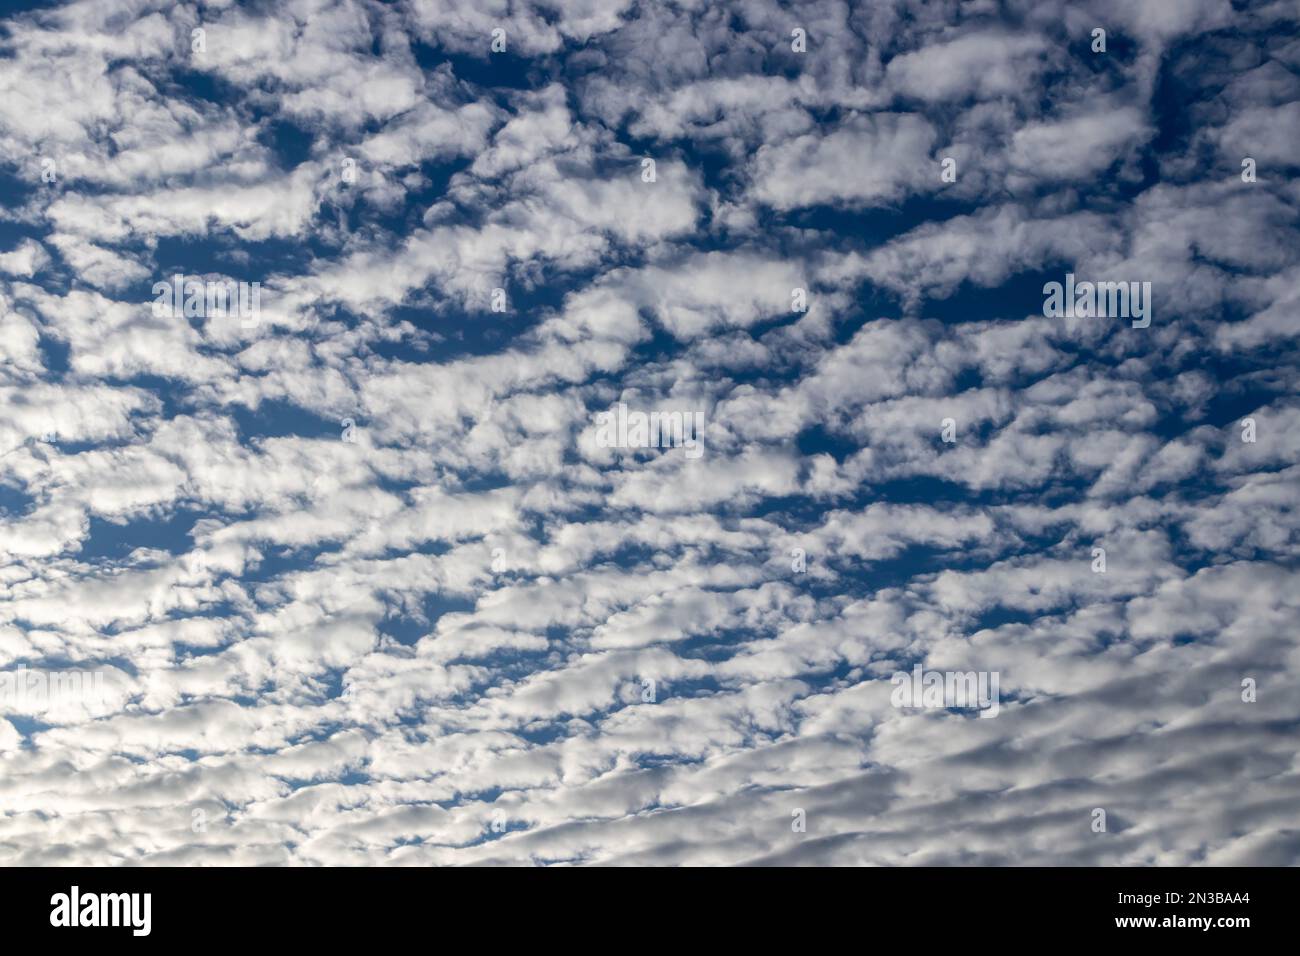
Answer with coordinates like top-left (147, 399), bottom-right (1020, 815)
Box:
top-left (0, 0), bottom-right (1297, 865)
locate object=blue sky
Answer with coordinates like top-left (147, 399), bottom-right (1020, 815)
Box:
top-left (0, 0), bottom-right (1297, 865)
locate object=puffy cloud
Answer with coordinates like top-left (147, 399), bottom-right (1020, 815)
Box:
top-left (0, 0), bottom-right (1295, 869)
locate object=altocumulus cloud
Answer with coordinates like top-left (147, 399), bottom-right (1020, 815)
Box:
top-left (0, 0), bottom-right (1298, 866)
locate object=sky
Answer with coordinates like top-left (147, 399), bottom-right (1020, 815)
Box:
top-left (0, 0), bottom-right (1297, 866)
